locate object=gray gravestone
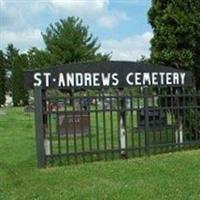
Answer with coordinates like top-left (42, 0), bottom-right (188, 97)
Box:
top-left (57, 111), bottom-right (89, 136)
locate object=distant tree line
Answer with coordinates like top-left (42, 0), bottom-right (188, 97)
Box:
top-left (0, 17), bottom-right (110, 106)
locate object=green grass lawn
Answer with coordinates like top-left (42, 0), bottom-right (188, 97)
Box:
top-left (0, 107), bottom-right (200, 200)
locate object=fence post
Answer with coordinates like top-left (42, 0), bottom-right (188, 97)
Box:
top-left (119, 89), bottom-right (127, 158)
top-left (34, 87), bottom-right (46, 168)
top-left (143, 87), bottom-right (149, 155)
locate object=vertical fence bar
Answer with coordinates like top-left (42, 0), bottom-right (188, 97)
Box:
top-left (158, 88), bottom-right (162, 152)
top-left (152, 93), bottom-right (156, 154)
top-left (55, 99), bottom-right (62, 164)
top-left (182, 88), bottom-right (186, 149)
top-left (170, 88), bottom-right (174, 149)
top-left (80, 96), bottom-right (86, 163)
top-left (64, 97), bottom-right (70, 164)
top-left (164, 90), bottom-right (169, 151)
top-left (188, 93), bottom-right (192, 148)
top-left (116, 90), bottom-right (121, 158)
top-left (72, 95), bottom-right (78, 163)
top-left (95, 92), bottom-right (100, 160)
top-left (87, 91), bottom-right (93, 162)
top-left (176, 90), bottom-right (181, 151)
top-left (130, 92), bottom-right (135, 157)
top-left (34, 87), bottom-right (46, 168)
top-left (193, 90), bottom-right (198, 145)
top-left (102, 90), bottom-right (107, 160)
top-left (42, 90), bottom-right (51, 160)
top-left (144, 87), bottom-right (149, 155)
top-left (48, 107), bottom-right (53, 163)
top-left (109, 91), bottom-right (114, 160)
top-left (137, 96), bottom-right (141, 156)
top-left (119, 88), bottom-right (127, 158)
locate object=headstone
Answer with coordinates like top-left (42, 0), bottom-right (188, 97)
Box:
top-left (79, 98), bottom-right (92, 111)
top-left (5, 95), bottom-right (13, 107)
top-left (0, 111), bottom-right (6, 116)
top-left (57, 111), bottom-right (89, 136)
top-left (98, 97), bottom-right (117, 110)
top-left (24, 105), bottom-right (35, 113)
top-left (137, 107), bottom-right (167, 129)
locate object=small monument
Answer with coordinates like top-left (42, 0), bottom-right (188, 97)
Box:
top-left (57, 111), bottom-right (89, 136)
top-left (137, 107), bottom-right (167, 129)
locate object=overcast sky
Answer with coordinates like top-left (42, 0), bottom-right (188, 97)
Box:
top-left (0, 0), bottom-right (152, 61)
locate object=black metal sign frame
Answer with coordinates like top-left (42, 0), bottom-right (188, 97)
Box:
top-left (24, 61), bottom-right (194, 89)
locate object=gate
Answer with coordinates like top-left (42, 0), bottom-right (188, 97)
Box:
top-left (24, 61), bottom-right (200, 167)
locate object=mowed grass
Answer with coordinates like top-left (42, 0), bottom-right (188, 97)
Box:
top-left (0, 107), bottom-right (200, 200)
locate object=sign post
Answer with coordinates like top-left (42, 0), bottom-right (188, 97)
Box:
top-left (34, 87), bottom-right (46, 168)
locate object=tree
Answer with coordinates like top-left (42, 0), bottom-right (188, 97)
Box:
top-left (42, 17), bottom-right (110, 105)
top-left (6, 44), bottom-right (19, 70)
top-left (27, 47), bottom-right (51, 69)
top-left (42, 16), bottom-right (110, 65)
top-left (0, 50), bottom-right (6, 106)
top-left (5, 44), bottom-right (19, 93)
top-left (12, 53), bottom-right (29, 106)
top-left (6, 44), bottom-right (29, 106)
top-left (148, 0), bottom-right (200, 89)
top-left (148, 1), bottom-right (200, 142)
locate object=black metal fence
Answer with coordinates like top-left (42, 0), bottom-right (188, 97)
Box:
top-left (34, 86), bottom-right (200, 167)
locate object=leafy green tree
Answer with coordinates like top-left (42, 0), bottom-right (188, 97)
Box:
top-left (5, 44), bottom-right (19, 93)
top-left (149, 1), bottom-right (200, 141)
top-left (42, 16), bottom-right (110, 65)
top-left (27, 47), bottom-right (51, 69)
top-left (6, 44), bottom-right (29, 106)
top-left (12, 53), bottom-right (29, 106)
top-left (42, 17), bottom-right (110, 104)
top-left (6, 44), bottom-right (19, 70)
top-left (148, 0), bottom-right (200, 89)
top-left (19, 54), bottom-right (29, 105)
top-left (0, 50), bottom-right (6, 106)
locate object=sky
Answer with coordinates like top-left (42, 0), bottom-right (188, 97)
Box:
top-left (0, 0), bottom-right (152, 61)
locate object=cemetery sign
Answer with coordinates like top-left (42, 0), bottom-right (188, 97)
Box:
top-left (24, 61), bottom-right (193, 89)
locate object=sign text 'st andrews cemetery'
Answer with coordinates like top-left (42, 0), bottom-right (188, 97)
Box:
top-left (24, 61), bottom-right (193, 89)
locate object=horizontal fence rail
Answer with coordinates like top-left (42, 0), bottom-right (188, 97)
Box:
top-left (34, 86), bottom-right (200, 167)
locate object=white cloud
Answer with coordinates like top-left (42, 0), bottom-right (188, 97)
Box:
top-left (50, 0), bottom-right (109, 14)
top-left (100, 32), bottom-right (153, 61)
top-left (0, 1), bottom-right (26, 30)
top-left (98, 10), bottom-right (128, 29)
top-left (0, 0), bottom-right (132, 51)
top-left (0, 29), bottom-right (44, 51)
top-left (50, 0), bottom-right (129, 28)
top-left (0, 0), bottom-right (47, 51)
